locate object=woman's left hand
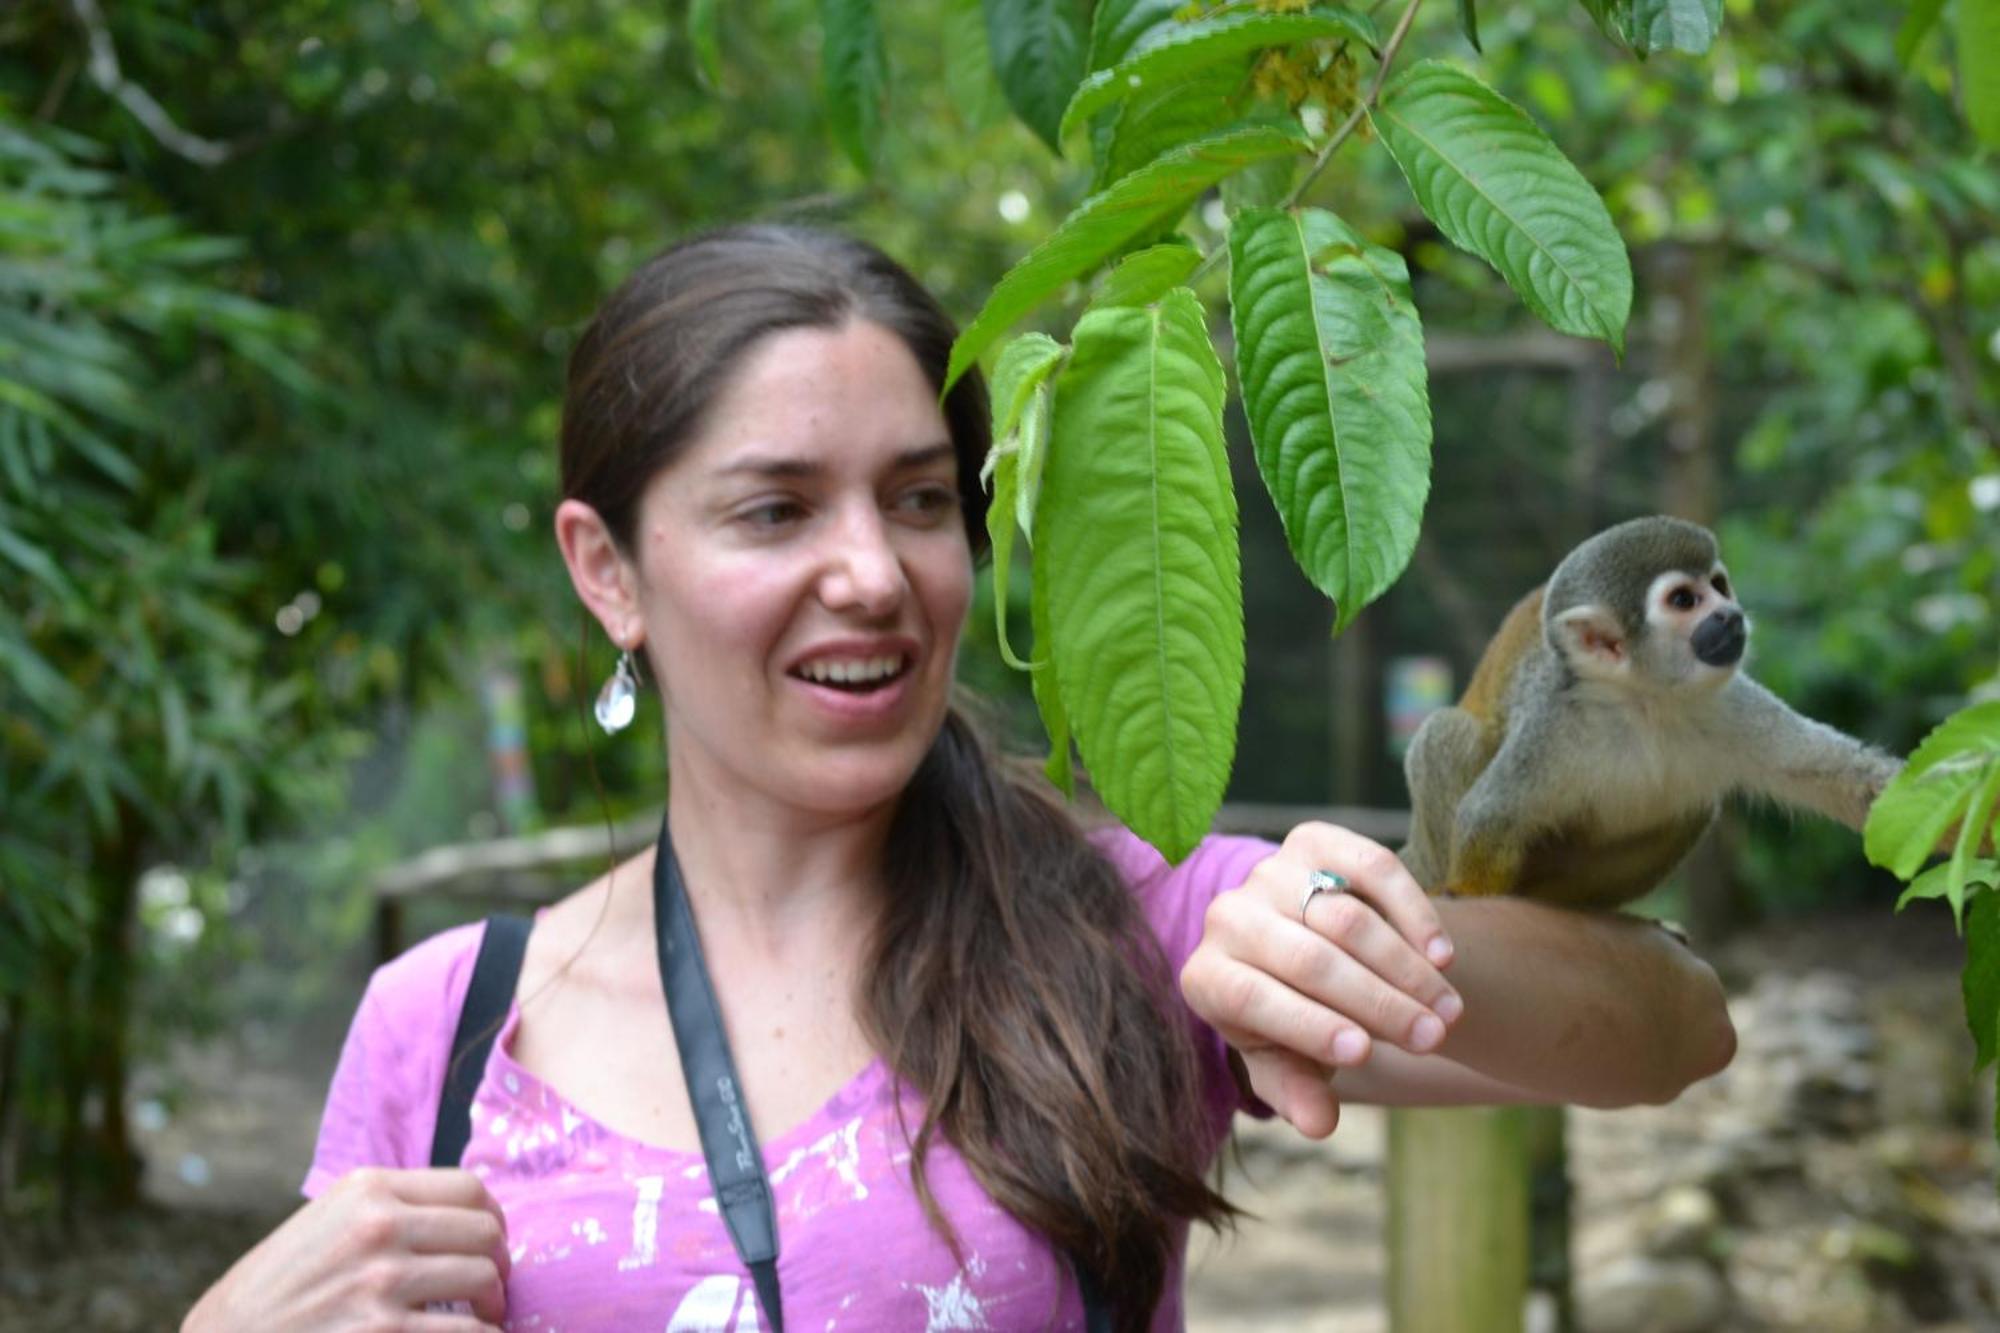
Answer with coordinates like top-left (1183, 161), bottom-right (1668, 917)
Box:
top-left (1179, 822), bottom-right (1462, 1138)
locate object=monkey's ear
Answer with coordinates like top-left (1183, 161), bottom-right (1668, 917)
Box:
top-left (1551, 605), bottom-right (1629, 676)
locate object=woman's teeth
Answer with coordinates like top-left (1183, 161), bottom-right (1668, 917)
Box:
top-left (797, 655), bottom-right (905, 687)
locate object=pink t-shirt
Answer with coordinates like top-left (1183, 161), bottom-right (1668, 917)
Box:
top-left (305, 829), bottom-right (1273, 1332)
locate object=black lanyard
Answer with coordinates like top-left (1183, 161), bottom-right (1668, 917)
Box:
top-left (651, 817), bottom-right (1113, 1333)
top-left (652, 821), bottom-right (785, 1330)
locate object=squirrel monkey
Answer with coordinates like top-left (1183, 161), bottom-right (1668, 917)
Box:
top-left (1402, 516), bottom-right (1903, 908)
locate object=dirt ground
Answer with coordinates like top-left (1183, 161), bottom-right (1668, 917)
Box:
top-left (2, 906), bottom-right (1994, 1332)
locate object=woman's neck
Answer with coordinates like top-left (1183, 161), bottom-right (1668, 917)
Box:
top-left (656, 753), bottom-right (896, 970)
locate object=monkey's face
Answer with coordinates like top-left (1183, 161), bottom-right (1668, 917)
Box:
top-left (1637, 563), bottom-right (1746, 685)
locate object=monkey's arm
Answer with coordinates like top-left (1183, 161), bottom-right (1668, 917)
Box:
top-left (1718, 676), bottom-right (1902, 831)
top-left (1443, 716), bottom-right (1566, 897)
top-left (1401, 706), bottom-right (1495, 889)
top-left (1340, 895), bottom-right (1737, 1108)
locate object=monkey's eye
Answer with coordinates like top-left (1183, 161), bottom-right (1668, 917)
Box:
top-left (1668, 587), bottom-right (1699, 611)
top-left (1711, 573), bottom-right (1731, 598)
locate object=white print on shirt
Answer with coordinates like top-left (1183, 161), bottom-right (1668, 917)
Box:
top-left (910, 1258), bottom-right (990, 1333)
top-left (665, 1274), bottom-right (760, 1333)
top-left (618, 1175), bottom-right (665, 1272)
top-left (769, 1116), bottom-right (868, 1214)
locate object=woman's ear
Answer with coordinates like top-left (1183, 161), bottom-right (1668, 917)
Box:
top-left (554, 498), bottom-right (642, 649)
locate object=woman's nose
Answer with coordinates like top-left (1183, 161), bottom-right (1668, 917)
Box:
top-left (820, 508), bottom-right (907, 616)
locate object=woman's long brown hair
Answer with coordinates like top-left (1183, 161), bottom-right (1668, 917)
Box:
top-left (559, 224), bottom-right (1233, 1327)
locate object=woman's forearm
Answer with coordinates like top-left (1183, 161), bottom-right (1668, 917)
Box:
top-left (1388, 897), bottom-right (1736, 1108)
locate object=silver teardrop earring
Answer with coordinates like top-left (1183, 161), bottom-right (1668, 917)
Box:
top-left (594, 648), bottom-right (641, 734)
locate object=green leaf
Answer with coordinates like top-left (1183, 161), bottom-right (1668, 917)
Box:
top-left (1220, 153), bottom-right (1296, 214)
top-left (1086, 241), bottom-right (1202, 312)
top-left (1947, 765), bottom-right (2000, 923)
top-left (1962, 0), bottom-right (2000, 145)
top-left (946, 124), bottom-right (1308, 389)
top-left (1058, 8), bottom-right (1378, 143)
top-left (1039, 289), bottom-right (1242, 860)
top-left (1030, 527), bottom-right (1074, 794)
top-left (983, 333), bottom-right (1066, 671)
top-left (822, 0), bottom-right (888, 172)
top-left (1372, 62), bottom-right (1632, 354)
top-left (1965, 887), bottom-right (2000, 1069)
top-left (1575, 0), bottom-right (1630, 46)
top-left (1896, 856), bottom-right (1992, 908)
top-left (1013, 362), bottom-right (1056, 538)
top-left (984, 0), bottom-right (1090, 150)
top-left (1626, 0), bottom-right (1722, 54)
top-left (1458, 0), bottom-right (1483, 52)
top-left (1095, 62), bottom-right (1254, 190)
top-left (689, 0), bottom-right (723, 86)
top-left (1866, 702), bottom-right (2000, 881)
top-left (945, 0), bottom-right (1010, 130)
top-left (1895, 0), bottom-right (1947, 65)
top-left (1229, 208), bottom-right (1432, 633)
top-left (0, 518), bottom-right (76, 601)
top-left (987, 448), bottom-right (1031, 669)
top-left (1086, 0), bottom-right (1184, 71)
top-left (989, 332), bottom-right (1067, 443)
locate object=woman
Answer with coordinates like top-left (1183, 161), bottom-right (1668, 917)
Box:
top-left (183, 225), bottom-right (1735, 1333)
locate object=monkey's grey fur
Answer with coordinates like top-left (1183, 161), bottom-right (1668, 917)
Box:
top-left (1402, 516), bottom-right (1902, 909)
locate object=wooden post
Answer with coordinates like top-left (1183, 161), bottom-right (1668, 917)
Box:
top-left (1388, 841), bottom-right (1532, 1331)
top-left (1387, 1106), bottom-right (1530, 1332)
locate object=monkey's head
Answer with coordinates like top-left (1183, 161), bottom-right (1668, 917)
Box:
top-left (1542, 516), bottom-right (1748, 692)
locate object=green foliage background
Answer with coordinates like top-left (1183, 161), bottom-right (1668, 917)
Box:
top-left (0, 0), bottom-right (1994, 1207)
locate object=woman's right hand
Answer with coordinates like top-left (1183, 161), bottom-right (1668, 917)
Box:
top-left (181, 1167), bottom-right (509, 1332)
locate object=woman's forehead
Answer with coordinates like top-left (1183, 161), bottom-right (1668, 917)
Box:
top-left (674, 322), bottom-right (952, 476)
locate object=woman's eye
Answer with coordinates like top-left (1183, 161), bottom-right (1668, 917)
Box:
top-left (1669, 587), bottom-right (1698, 611)
top-left (741, 500), bottom-right (805, 528)
top-left (895, 486), bottom-right (959, 517)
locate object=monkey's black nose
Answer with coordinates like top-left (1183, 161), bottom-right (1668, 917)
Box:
top-left (1692, 608), bottom-right (1746, 666)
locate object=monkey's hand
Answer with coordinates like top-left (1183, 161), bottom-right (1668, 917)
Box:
top-left (1180, 823), bottom-right (1463, 1139)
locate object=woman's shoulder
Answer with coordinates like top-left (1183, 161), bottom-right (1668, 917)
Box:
top-left (363, 918), bottom-right (492, 1030)
top-left (1088, 823), bottom-right (1275, 894)
top-left (1088, 824), bottom-right (1275, 961)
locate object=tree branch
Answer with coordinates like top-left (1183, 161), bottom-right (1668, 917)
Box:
top-left (1285, 0), bottom-right (1424, 208)
top-left (1189, 0), bottom-right (1426, 288)
top-left (67, 0), bottom-right (233, 167)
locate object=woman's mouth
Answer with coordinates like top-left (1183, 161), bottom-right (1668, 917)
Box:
top-left (788, 653), bottom-right (913, 694)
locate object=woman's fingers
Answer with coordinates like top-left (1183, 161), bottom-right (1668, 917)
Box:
top-left (1226, 852), bottom-right (1460, 1042)
top-left (1185, 953), bottom-right (1375, 1069)
top-left (401, 1205), bottom-right (513, 1280)
top-left (402, 1304), bottom-right (504, 1328)
top-left (382, 1168), bottom-right (507, 1225)
top-left (1237, 1044), bottom-right (1342, 1140)
top-left (1281, 822), bottom-right (1453, 968)
top-left (1263, 910), bottom-right (1452, 1052)
top-left (397, 1255), bottom-right (507, 1323)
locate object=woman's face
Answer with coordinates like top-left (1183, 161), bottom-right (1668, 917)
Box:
top-left (624, 318), bottom-right (973, 821)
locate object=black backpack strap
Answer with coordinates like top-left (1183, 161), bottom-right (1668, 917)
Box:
top-left (429, 914), bottom-right (532, 1169)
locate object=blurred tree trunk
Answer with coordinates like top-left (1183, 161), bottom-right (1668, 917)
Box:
top-left (1651, 242), bottom-right (1745, 945)
top-left (1332, 608), bottom-right (1380, 806)
top-left (63, 800), bottom-right (146, 1209)
top-left (0, 992), bottom-right (19, 1204)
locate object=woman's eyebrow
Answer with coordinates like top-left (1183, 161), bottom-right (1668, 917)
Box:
top-left (713, 441), bottom-right (955, 480)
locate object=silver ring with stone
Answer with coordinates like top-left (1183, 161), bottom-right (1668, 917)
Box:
top-left (1300, 869), bottom-right (1351, 923)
